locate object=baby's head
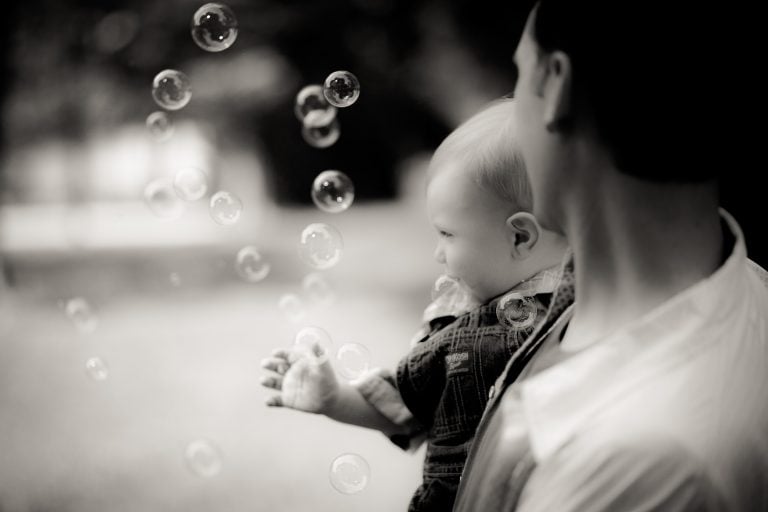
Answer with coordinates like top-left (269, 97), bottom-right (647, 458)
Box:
top-left (426, 98), bottom-right (567, 303)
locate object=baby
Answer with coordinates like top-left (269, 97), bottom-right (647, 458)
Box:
top-left (260, 98), bottom-right (567, 511)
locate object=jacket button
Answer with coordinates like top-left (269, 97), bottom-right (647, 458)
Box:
top-left (488, 385), bottom-right (496, 399)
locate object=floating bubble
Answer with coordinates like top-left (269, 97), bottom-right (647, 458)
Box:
top-left (335, 343), bottom-right (371, 381)
top-left (278, 293), bottom-right (306, 323)
top-left (294, 326), bottom-right (333, 364)
top-left (301, 272), bottom-right (335, 307)
top-left (152, 69), bottom-right (192, 111)
top-left (185, 439), bottom-right (223, 478)
top-left (209, 190), bottom-right (242, 225)
top-left (298, 223), bottom-right (343, 270)
top-left (295, 84), bottom-right (337, 128)
top-left (329, 453), bottom-right (370, 494)
top-left (146, 111), bottom-right (174, 142)
top-left (323, 70), bottom-right (360, 108)
top-left (235, 246), bottom-right (270, 283)
top-left (85, 357), bottom-right (109, 381)
top-left (144, 178), bottom-right (185, 219)
top-left (65, 297), bottom-right (98, 334)
top-left (301, 118), bottom-right (340, 149)
top-left (496, 293), bottom-right (538, 330)
top-left (174, 166), bottom-right (208, 201)
top-left (311, 170), bottom-right (355, 213)
top-left (191, 3), bottom-right (238, 52)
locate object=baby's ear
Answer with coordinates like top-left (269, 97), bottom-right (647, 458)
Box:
top-left (506, 212), bottom-right (541, 259)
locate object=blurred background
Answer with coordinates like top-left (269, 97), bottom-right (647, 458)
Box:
top-left (0, 1), bottom-right (764, 511)
top-left (0, 0), bottom-right (531, 511)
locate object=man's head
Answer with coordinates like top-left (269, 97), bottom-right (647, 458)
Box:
top-left (426, 99), bottom-right (566, 303)
top-left (511, 1), bottom-right (721, 231)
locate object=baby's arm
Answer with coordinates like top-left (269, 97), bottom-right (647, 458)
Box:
top-left (260, 343), bottom-right (408, 437)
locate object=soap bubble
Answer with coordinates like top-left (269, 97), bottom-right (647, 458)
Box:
top-left (302, 118), bottom-right (340, 149)
top-left (295, 84), bottom-right (337, 128)
top-left (329, 453), bottom-right (370, 494)
top-left (65, 297), bottom-right (98, 334)
top-left (144, 178), bottom-right (185, 219)
top-left (335, 343), bottom-right (371, 381)
top-left (278, 293), bottom-right (306, 323)
top-left (298, 223), bottom-right (343, 270)
top-left (311, 170), bottom-right (354, 213)
top-left (496, 293), bottom-right (538, 330)
top-left (235, 246), bottom-right (270, 283)
top-left (301, 272), bottom-right (335, 307)
top-left (185, 439), bottom-right (223, 478)
top-left (152, 69), bottom-right (192, 111)
top-left (294, 326), bottom-right (333, 364)
top-left (323, 70), bottom-right (360, 108)
top-left (174, 166), bottom-right (208, 201)
top-left (85, 357), bottom-right (109, 381)
top-left (146, 111), bottom-right (174, 141)
top-left (191, 3), bottom-right (238, 52)
top-left (209, 190), bottom-right (242, 225)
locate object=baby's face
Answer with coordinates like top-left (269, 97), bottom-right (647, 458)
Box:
top-left (426, 164), bottom-right (524, 303)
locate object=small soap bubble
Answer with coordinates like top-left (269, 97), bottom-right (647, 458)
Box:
top-left (65, 297), bottom-right (98, 334)
top-left (323, 70), bottom-right (360, 108)
top-left (329, 453), bottom-right (370, 494)
top-left (191, 3), bottom-right (238, 52)
top-left (209, 190), bottom-right (242, 225)
top-left (301, 118), bottom-right (340, 149)
top-left (294, 326), bottom-right (333, 364)
top-left (152, 69), bottom-right (192, 111)
top-left (295, 84), bottom-right (337, 128)
top-left (185, 439), bottom-right (223, 478)
top-left (145, 178), bottom-right (185, 219)
top-left (174, 166), bottom-right (208, 201)
top-left (85, 357), bottom-right (109, 381)
top-left (235, 246), bottom-right (270, 283)
top-left (301, 272), bottom-right (335, 307)
top-left (146, 111), bottom-right (174, 141)
top-left (335, 343), bottom-right (371, 381)
top-left (278, 293), bottom-right (306, 323)
top-left (311, 170), bottom-right (355, 213)
top-left (496, 293), bottom-right (538, 330)
top-left (298, 223), bottom-right (343, 270)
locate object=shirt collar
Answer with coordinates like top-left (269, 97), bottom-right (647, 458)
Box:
top-left (519, 209), bottom-right (754, 462)
top-left (422, 265), bottom-right (564, 325)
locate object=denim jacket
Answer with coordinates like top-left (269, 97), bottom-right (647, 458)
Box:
top-left (354, 267), bottom-right (561, 511)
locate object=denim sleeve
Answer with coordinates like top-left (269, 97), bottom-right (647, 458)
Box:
top-left (353, 367), bottom-right (426, 451)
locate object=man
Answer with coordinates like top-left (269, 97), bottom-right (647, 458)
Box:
top-left (453, 2), bottom-right (768, 511)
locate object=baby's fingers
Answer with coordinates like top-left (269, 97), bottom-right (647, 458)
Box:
top-left (260, 356), bottom-right (289, 375)
top-left (266, 395), bottom-right (284, 407)
top-left (260, 374), bottom-right (284, 391)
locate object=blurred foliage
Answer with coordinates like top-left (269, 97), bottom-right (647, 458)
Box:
top-left (0, 0), bottom-right (531, 204)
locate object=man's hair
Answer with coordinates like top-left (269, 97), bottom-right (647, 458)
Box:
top-left (429, 98), bottom-right (532, 212)
top-left (531, 1), bottom-right (720, 182)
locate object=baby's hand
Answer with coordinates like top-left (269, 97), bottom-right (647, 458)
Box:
top-left (259, 342), bottom-right (339, 414)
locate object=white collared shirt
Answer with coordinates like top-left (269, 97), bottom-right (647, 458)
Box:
top-left (510, 212), bottom-right (768, 511)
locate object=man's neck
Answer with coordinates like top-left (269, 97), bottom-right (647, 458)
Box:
top-left (561, 171), bottom-right (723, 351)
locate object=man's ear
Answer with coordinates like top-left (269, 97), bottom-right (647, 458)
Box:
top-left (534, 50), bottom-right (573, 131)
top-left (506, 212), bottom-right (541, 259)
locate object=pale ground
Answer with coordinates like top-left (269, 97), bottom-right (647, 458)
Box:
top-left (0, 194), bottom-right (439, 512)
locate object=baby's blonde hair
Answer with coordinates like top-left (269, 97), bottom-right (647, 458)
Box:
top-left (428, 98), bottom-right (532, 212)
